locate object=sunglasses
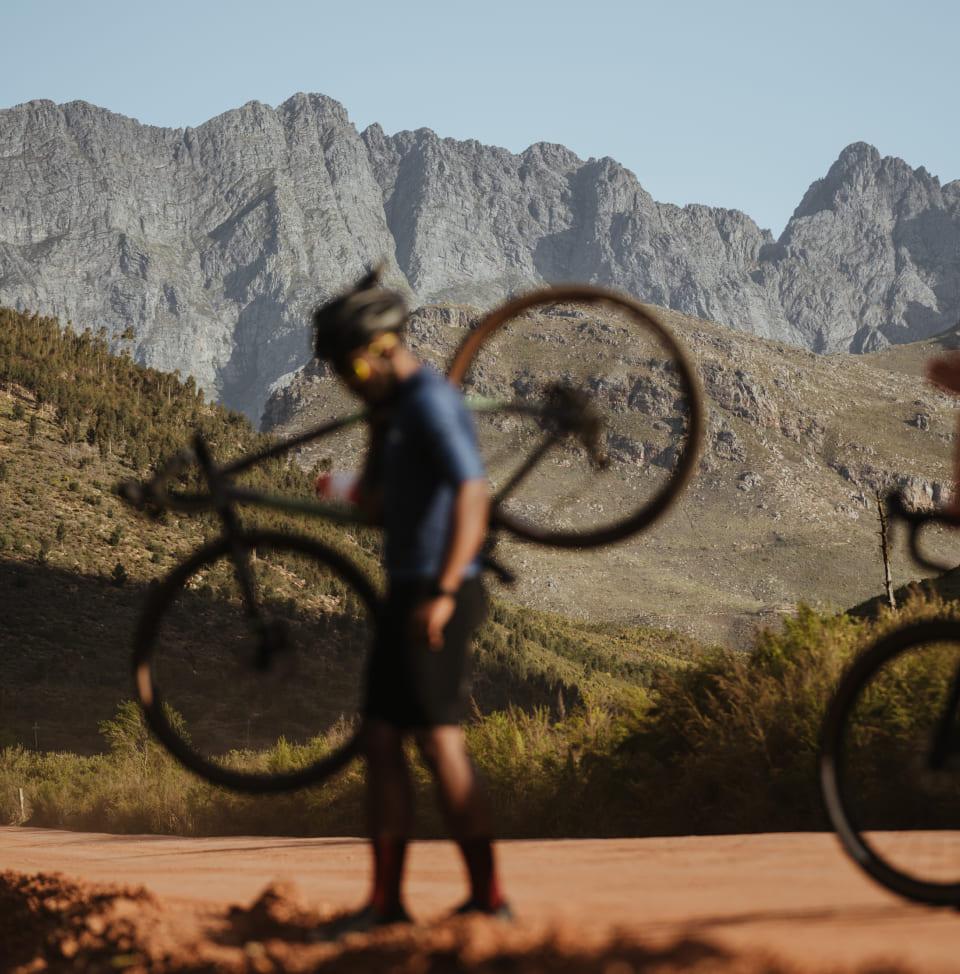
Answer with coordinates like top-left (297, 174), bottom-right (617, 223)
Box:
top-left (336, 332), bottom-right (399, 382)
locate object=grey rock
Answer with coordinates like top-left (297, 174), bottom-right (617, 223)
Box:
top-left (0, 95), bottom-right (402, 421)
top-left (768, 143), bottom-right (960, 353)
top-left (701, 363), bottom-right (779, 427)
top-left (2, 97), bottom-right (960, 425)
top-left (711, 422), bottom-right (747, 464)
top-left (850, 326), bottom-right (890, 354)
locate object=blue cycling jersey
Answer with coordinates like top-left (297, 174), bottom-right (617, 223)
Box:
top-left (380, 366), bottom-right (486, 580)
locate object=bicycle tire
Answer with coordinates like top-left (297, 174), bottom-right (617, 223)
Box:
top-left (132, 530), bottom-right (379, 794)
top-left (819, 619), bottom-right (960, 905)
top-left (447, 285), bottom-right (704, 548)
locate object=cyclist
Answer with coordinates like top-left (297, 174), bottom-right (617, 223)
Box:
top-left (310, 266), bottom-right (511, 935)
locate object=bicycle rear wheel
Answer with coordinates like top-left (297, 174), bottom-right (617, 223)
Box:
top-left (448, 285), bottom-right (703, 547)
top-left (133, 530), bottom-right (379, 793)
top-left (819, 620), bottom-right (960, 905)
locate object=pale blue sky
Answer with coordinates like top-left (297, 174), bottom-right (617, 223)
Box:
top-left (3, 0), bottom-right (955, 237)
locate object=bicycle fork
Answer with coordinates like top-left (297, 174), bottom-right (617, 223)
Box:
top-left (193, 435), bottom-right (287, 670)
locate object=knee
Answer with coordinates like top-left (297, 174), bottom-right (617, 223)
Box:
top-left (415, 727), bottom-right (470, 778)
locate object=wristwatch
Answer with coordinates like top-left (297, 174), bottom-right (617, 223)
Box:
top-left (430, 579), bottom-right (459, 599)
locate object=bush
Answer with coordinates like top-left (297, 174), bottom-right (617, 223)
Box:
top-left (5, 594), bottom-right (958, 839)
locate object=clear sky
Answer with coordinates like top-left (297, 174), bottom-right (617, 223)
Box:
top-left (3, 0), bottom-right (955, 238)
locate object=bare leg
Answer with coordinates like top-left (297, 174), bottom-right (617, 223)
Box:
top-left (361, 718), bottom-right (413, 915)
top-left (363, 718), bottom-right (413, 835)
top-left (415, 724), bottom-right (493, 837)
top-left (416, 724), bottom-right (505, 911)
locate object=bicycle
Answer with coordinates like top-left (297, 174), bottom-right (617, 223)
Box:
top-left (819, 490), bottom-right (960, 906)
top-left (122, 284), bottom-right (704, 794)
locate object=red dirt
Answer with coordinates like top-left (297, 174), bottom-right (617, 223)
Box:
top-left (1, 828), bottom-right (957, 973)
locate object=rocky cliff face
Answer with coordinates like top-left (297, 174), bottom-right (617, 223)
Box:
top-left (1, 95), bottom-right (958, 423)
top-left (0, 95), bottom-right (404, 420)
top-left (768, 143), bottom-right (960, 353)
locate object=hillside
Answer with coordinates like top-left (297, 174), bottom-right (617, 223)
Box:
top-left (10, 306), bottom-right (960, 840)
top-left (264, 299), bottom-right (960, 646)
top-left (0, 306), bottom-right (698, 756)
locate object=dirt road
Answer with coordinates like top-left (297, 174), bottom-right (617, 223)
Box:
top-left (1, 827), bottom-right (958, 972)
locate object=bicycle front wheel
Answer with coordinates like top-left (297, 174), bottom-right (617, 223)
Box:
top-left (448, 285), bottom-right (703, 548)
top-left (819, 620), bottom-right (960, 905)
top-left (133, 530), bottom-right (379, 793)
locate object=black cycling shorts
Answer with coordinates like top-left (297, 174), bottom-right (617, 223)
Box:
top-left (364, 577), bottom-right (487, 729)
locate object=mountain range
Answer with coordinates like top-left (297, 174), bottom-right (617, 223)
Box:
top-left (1, 93), bottom-right (958, 423)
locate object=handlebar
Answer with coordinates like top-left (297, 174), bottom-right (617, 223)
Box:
top-left (885, 489), bottom-right (960, 573)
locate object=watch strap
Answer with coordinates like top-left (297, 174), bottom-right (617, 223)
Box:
top-left (430, 579), bottom-right (459, 598)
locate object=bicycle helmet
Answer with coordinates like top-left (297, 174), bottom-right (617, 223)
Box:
top-left (312, 264), bottom-right (408, 362)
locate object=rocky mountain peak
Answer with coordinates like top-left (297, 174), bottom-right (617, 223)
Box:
top-left (768, 142), bottom-right (960, 354)
top-left (791, 141), bottom-right (944, 224)
top-left (1, 97), bottom-right (958, 425)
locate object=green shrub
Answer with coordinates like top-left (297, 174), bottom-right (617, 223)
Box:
top-left (0, 591), bottom-right (920, 837)
top-left (37, 538), bottom-right (52, 566)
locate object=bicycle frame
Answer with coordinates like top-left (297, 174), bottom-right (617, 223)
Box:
top-left (121, 393), bottom-right (595, 530)
top-left (929, 666), bottom-right (960, 771)
top-left (123, 388), bottom-right (611, 642)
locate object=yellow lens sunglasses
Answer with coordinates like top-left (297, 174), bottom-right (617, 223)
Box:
top-left (341, 332), bottom-right (398, 383)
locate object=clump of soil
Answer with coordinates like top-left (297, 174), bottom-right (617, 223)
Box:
top-left (0, 870), bottom-right (808, 973)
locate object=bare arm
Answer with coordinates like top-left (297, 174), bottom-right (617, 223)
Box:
top-left (413, 477), bottom-right (490, 649)
top-left (436, 477), bottom-right (490, 595)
